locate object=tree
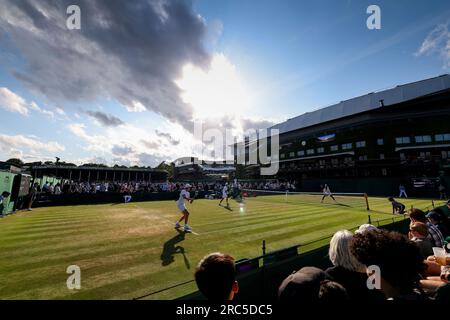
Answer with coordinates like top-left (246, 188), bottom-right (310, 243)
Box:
top-left (156, 161), bottom-right (174, 178)
top-left (5, 158), bottom-right (24, 167)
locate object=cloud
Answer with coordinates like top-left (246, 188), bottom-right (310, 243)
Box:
top-left (0, 133), bottom-right (65, 157)
top-left (0, 87), bottom-right (28, 115)
top-left (241, 118), bottom-right (276, 132)
top-left (141, 140), bottom-right (161, 150)
top-left (86, 110), bottom-right (124, 127)
top-left (30, 101), bottom-right (55, 118)
top-left (0, 0), bottom-right (210, 129)
top-left (111, 145), bottom-right (134, 156)
top-left (416, 22), bottom-right (450, 67)
top-left (155, 129), bottom-right (180, 145)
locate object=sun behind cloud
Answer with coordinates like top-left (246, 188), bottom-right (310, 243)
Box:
top-left (175, 53), bottom-right (252, 121)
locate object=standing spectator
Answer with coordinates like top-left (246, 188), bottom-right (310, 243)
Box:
top-left (388, 197), bottom-right (406, 214)
top-left (0, 191), bottom-right (11, 217)
top-left (351, 229), bottom-right (427, 300)
top-left (194, 252), bottom-right (239, 301)
top-left (48, 182), bottom-right (54, 194)
top-left (409, 208), bottom-right (444, 248)
top-left (399, 184), bottom-right (408, 198)
top-left (408, 222), bottom-right (434, 259)
top-left (325, 230), bottom-right (384, 301)
top-left (27, 182), bottom-right (39, 211)
top-left (438, 184), bottom-right (447, 200)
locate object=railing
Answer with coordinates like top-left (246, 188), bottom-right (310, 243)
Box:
top-left (134, 214), bottom-right (409, 300)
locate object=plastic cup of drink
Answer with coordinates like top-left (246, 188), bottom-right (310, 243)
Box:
top-left (433, 247), bottom-right (449, 266)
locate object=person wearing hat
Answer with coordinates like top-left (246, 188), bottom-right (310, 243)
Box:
top-left (175, 184), bottom-right (194, 232)
top-left (278, 266), bottom-right (348, 302)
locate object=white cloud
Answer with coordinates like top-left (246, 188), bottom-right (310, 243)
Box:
top-left (0, 133), bottom-right (65, 162)
top-left (55, 107), bottom-right (65, 115)
top-left (30, 101), bottom-right (55, 118)
top-left (0, 87), bottom-right (28, 115)
top-left (416, 22), bottom-right (450, 67)
top-left (126, 101), bottom-right (146, 113)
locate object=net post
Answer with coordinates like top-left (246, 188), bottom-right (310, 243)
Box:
top-left (262, 240), bottom-right (266, 256)
top-left (432, 200), bottom-right (435, 208)
top-left (364, 193), bottom-right (370, 211)
top-left (368, 214), bottom-right (372, 224)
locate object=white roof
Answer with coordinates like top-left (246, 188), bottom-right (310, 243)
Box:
top-left (270, 74), bottom-right (450, 135)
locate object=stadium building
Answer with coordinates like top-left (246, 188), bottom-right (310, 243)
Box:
top-left (237, 74), bottom-right (450, 197)
top-left (173, 157), bottom-right (235, 181)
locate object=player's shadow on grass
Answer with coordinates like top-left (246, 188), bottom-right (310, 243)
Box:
top-left (219, 204), bottom-right (233, 211)
top-left (160, 229), bottom-right (190, 269)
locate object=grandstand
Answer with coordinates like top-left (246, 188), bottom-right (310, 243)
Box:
top-left (236, 74), bottom-right (450, 198)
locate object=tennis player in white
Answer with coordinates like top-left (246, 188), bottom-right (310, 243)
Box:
top-left (219, 183), bottom-right (230, 207)
top-left (175, 184), bottom-right (194, 232)
top-left (321, 184), bottom-right (336, 203)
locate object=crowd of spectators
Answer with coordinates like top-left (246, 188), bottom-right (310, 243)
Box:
top-left (34, 179), bottom-right (298, 196)
top-left (194, 202), bottom-right (450, 302)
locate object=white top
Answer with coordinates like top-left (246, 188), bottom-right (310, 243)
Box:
top-left (177, 189), bottom-right (190, 206)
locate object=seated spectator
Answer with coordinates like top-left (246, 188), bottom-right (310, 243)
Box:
top-left (409, 208), bottom-right (444, 248)
top-left (325, 230), bottom-right (384, 301)
top-left (195, 252), bottom-right (238, 301)
top-left (278, 266), bottom-right (348, 302)
top-left (350, 229), bottom-right (427, 300)
top-left (408, 222), bottom-right (434, 259)
top-left (355, 224), bottom-right (378, 234)
top-left (388, 197), bottom-right (405, 214)
top-left (426, 208), bottom-right (450, 239)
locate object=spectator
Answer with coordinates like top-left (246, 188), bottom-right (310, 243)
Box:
top-left (27, 183), bottom-right (39, 211)
top-left (325, 230), bottom-right (384, 301)
top-left (351, 229), bottom-right (427, 300)
top-left (388, 197), bottom-right (406, 214)
top-left (438, 184), bottom-right (447, 200)
top-left (409, 208), bottom-right (444, 248)
top-left (355, 224), bottom-right (378, 234)
top-left (426, 209), bottom-right (450, 239)
top-left (278, 266), bottom-right (348, 301)
top-left (408, 222), bottom-right (434, 259)
top-left (399, 184), bottom-right (408, 198)
top-left (42, 181), bottom-right (49, 193)
top-left (0, 191), bottom-right (11, 217)
top-left (194, 252), bottom-right (238, 301)
top-left (54, 183), bottom-right (62, 195)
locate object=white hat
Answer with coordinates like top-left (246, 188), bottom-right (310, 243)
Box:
top-left (355, 224), bottom-right (378, 234)
top-left (184, 184), bottom-right (192, 188)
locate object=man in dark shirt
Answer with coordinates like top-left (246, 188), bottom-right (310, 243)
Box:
top-left (388, 197), bottom-right (405, 214)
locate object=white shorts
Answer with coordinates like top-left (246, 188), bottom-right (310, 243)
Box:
top-left (177, 202), bottom-right (186, 212)
top-left (222, 193), bottom-right (228, 199)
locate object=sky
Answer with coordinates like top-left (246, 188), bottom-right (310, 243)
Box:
top-left (0, 0), bottom-right (449, 167)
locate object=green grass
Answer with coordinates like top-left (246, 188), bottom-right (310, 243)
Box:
top-left (0, 195), bottom-right (441, 300)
